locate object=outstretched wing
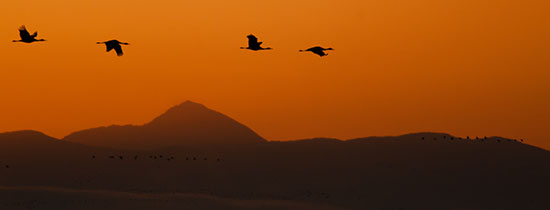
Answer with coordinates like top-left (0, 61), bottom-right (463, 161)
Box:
top-left (30, 31), bottom-right (38, 38)
top-left (247, 35), bottom-right (259, 47)
top-left (18, 25), bottom-right (31, 39)
top-left (307, 46), bottom-right (323, 51)
top-left (315, 49), bottom-right (328, 56)
top-left (114, 44), bottom-right (124, 56)
top-left (106, 43), bottom-right (115, 52)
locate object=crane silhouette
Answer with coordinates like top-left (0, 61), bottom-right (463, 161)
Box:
top-left (299, 46), bottom-right (333, 57)
top-left (240, 34), bottom-right (272, 51)
top-left (96, 40), bottom-right (129, 56)
top-left (12, 25), bottom-right (46, 43)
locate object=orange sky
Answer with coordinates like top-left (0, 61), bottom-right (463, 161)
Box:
top-left (1, 0), bottom-right (549, 149)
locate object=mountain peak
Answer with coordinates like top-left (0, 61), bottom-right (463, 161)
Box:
top-left (168, 100), bottom-right (207, 112)
top-left (146, 101), bottom-right (266, 144)
top-left (179, 100), bottom-right (206, 108)
top-left (149, 101), bottom-right (227, 125)
top-left (64, 101), bottom-right (266, 149)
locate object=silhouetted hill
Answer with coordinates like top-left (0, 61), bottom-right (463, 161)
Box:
top-left (0, 130), bottom-right (92, 157)
top-left (0, 130), bottom-right (119, 162)
top-left (0, 130), bottom-right (57, 143)
top-left (1, 130), bottom-right (548, 209)
top-left (1, 104), bottom-right (549, 209)
top-left (63, 101), bottom-right (266, 150)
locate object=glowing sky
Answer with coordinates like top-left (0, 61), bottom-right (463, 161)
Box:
top-left (0, 0), bottom-right (549, 149)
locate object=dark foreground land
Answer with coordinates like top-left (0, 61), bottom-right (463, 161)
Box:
top-left (0, 102), bottom-right (549, 209)
top-left (1, 132), bottom-right (549, 210)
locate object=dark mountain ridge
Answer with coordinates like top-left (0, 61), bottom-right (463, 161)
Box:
top-left (62, 101), bottom-right (266, 150)
top-left (0, 102), bottom-right (548, 209)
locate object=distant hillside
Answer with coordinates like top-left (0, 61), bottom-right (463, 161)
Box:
top-left (0, 130), bottom-right (548, 209)
top-left (1, 103), bottom-right (549, 209)
top-left (0, 130), bottom-right (95, 157)
top-left (63, 101), bottom-right (266, 150)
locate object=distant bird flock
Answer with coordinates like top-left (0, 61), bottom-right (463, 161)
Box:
top-left (92, 155), bottom-right (220, 162)
top-left (12, 25), bottom-right (333, 57)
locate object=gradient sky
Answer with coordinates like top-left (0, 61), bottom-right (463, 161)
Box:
top-left (1, 0), bottom-right (549, 149)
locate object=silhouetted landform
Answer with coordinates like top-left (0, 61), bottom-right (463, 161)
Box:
top-left (299, 46), bottom-right (334, 57)
top-left (0, 103), bottom-right (549, 209)
top-left (12, 25), bottom-right (46, 43)
top-left (63, 101), bottom-right (266, 150)
top-left (0, 130), bottom-right (92, 156)
top-left (96, 40), bottom-right (129, 56)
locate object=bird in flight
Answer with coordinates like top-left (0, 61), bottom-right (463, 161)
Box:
top-left (96, 40), bottom-right (129, 56)
top-left (299, 46), bottom-right (334, 57)
top-left (12, 25), bottom-right (46, 43)
top-left (240, 34), bottom-right (272, 51)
